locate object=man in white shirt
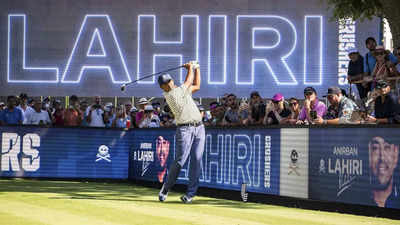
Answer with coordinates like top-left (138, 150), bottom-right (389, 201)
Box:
top-left (158, 61), bottom-right (205, 204)
top-left (17, 93), bottom-right (35, 124)
top-left (85, 96), bottom-right (107, 127)
top-left (28, 100), bottom-right (51, 125)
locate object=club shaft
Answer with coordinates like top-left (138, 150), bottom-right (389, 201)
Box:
top-left (127, 65), bottom-right (184, 86)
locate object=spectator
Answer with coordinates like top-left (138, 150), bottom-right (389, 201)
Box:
top-left (364, 37), bottom-right (398, 76)
top-left (0, 102), bottom-right (5, 111)
top-left (104, 102), bottom-right (115, 128)
top-left (264, 93), bottom-right (291, 125)
top-left (366, 80), bottom-right (400, 124)
top-left (371, 46), bottom-right (399, 88)
top-left (64, 95), bottom-right (82, 126)
top-left (129, 106), bottom-right (138, 128)
top-left (237, 100), bottom-right (249, 125)
top-left (123, 101), bottom-right (133, 122)
top-left (223, 94), bottom-right (241, 126)
top-left (112, 105), bottom-right (129, 128)
top-left (152, 102), bottom-right (162, 116)
top-left (52, 100), bottom-right (64, 126)
top-left (0, 96), bottom-right (23, 125)
top-left (85, 96), bottom-right (107, 127)
top-left (17, 93), bottom-right (34, 124)
top-left (246, 91), bottom-right (266, 125)
top-left (80, 100), bottom-right (89, 127)
top-left (28, 100), bottom-right (51, 125)
top-left (314, 87), bottom-right (358, 124)
top-left (42, 97), bottom-right (53, 123)
top-left (298, 87), bottom-right (327, 124)
top-left (207, 102), bottom-right (224, 126)
top-left (347, 48), bottom-right (370, 100)
top-left (160, 105), bottom-right (175, 127)
top-left (136, 97), bottom-right (148, 126)
top-left (287, 97), bottom-right (300, 124)
top-left (139, 105), bottom-right (160, 128)
top-left (395, 47), bottom-right (400, 72)
top-left (367, 136), bottom-right (399, 208)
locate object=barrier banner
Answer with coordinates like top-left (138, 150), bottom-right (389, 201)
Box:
top-left (129, 128), bottom-right (280, 195)
top-left (280, 128), bottom-right (309, 199)
top-left (309, 128), bottom-right (400, 209)
top-left (0, 127), bottom-right (131, 179)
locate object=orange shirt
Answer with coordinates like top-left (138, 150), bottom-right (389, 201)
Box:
top-left (64, 108), bottom-right (82, 126)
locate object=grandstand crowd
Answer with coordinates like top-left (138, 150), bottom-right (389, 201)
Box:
top-left (1, 37), bottom-right (400, 128)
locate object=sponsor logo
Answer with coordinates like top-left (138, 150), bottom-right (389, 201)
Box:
top-left (96, 145), bottom-right (111, 162)
top-left (288, 149), bottom-right (300, 176)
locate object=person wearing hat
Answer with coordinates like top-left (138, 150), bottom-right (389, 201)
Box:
top-left (365, 80), bottom-right (400, 124)
top-left (347, 47), bottom-right (370, 100)
top-left (85, 96), bottom-right (108, 127)
top-left (157, 61), bottom-right (205, 204)
top-left (314, 86), bottom-right (358, 125)
top-left (138, 105), bottom-right (160, 128)
top-left (297, 87), bottom-right (327, 124)
top-left (27, 99), bottom-right (52, 126)
top-left (264, 93), bottom-right (291, 125)
top-left (135, 97), bottom-right (148, 126)
top-left (364, 37), bottom-right (398, 77)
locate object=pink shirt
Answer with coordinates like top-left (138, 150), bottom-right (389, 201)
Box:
top-left (299, 99), bottom-right (327, 121)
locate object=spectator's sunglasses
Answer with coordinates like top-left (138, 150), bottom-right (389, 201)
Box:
top-left (289, 102), bottom-right (298, 107)
top-left (304, 92), bottom-right (313, 96)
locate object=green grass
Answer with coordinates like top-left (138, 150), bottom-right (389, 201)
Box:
top-left (0, 179), bottom-right (398, 225)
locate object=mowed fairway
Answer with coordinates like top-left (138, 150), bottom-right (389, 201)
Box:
top-left (0, 179), bottom-right (398, 225)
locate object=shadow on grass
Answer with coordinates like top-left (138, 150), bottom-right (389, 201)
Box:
top-left (0, 178), bottom-right (264, 209)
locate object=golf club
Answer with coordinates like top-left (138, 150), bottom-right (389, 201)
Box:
top-left (121, 65), bottom-right (184, 92)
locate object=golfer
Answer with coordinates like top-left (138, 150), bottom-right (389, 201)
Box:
top-left (158, 61), bottom-right (205, 203)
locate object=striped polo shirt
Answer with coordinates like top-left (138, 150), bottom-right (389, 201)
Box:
top-left (163, 84), bottom-right (202, 125)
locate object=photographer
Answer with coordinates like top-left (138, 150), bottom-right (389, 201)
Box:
top-left (85, 96), bottom-right (108, 127)
top-left (297, 87), bottom-right (327, 124)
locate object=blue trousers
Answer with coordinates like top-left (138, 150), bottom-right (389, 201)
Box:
top-left (163, 124), bottom-right (205, 198)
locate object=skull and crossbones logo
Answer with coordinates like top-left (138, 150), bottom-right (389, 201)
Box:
top-left (288, 149), bottom-right (300, 176)
top-left (96, 145), bottom-right (111, 162)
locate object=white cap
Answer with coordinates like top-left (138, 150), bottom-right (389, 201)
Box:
top-left (138, 98), bottom-right (148, 105)
top-left (144, 105), bottom-right (154, 111)
top-left (347, 47), bottom-right (358, 54)
top-left (105, 102), bottom-right (113, 107)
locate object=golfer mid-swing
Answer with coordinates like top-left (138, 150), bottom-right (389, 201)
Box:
top-left (158, 61), bottom-right (205, 203)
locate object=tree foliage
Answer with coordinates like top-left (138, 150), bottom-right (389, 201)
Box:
top-left (326, 0), bottom-right (383, 21)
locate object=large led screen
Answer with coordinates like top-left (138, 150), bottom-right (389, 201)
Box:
top-left (0, 0), bottom-right (379, 97)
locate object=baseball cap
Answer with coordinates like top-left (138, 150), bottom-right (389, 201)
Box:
top-left (323, 86), bottom-right (342, 97)
top-left (250, 91), bottom-right (260, 98)
top-left (158, 73), bottom-right (172, 86)
top-left (375, 80), bottom-right (388, 89)
top-left (304, 86), bottom-right (316, 95)
top-left (347, 47), bottom-right (359, 55)
top-left (130, 106), bottom-right (138, 113)
top-left (138, 98), bottom-right (148, 105)
top-left (272, 93), bottom-right (284, 102)
top-left (144, 105), bottom-right (154, 111)
top-left (0, 102), bottom-right (5, 107)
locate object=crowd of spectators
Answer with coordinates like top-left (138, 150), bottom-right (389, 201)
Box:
top-left (1, 37), bottom-right (400, 128)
